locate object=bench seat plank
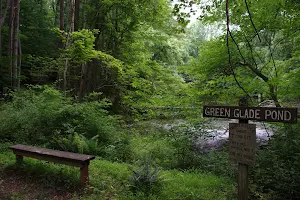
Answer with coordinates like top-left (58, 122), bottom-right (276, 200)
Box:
top-left (9, 144), bottom-right (95, 162)
top-left (9, 144), bottom-right (96, 185)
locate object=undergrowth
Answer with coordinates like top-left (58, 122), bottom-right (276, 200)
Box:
top-left (0, 85), bottom-right (132, 161)
top-left (0, 146), bottom-right (236, 200)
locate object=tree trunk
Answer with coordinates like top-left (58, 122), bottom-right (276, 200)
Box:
top-left (0, 0), bottom-right (10, 53)
top-left (12, 0), bottom-right (20, 88)
top-left (0, 0), bottom-right (3, 57)
top-left (83, 0), bottom-right (87, 29)
top-left (113, 7), bottom-right (118, 57)
top-left (8, 0), bottom-right (15, 86)
top-left (60, 0), bottom-right (64, 31)
top-left (17, 38), bottom-right (21, 88)
top-left (69, 0), bottom-right (75, 32)
top-left (0, 0), bottom-right (2, 58)
top-left (63, 0), bottom-right (75, 97)
top-left (63, 58), bottom-right (68, 97)
top-left (79, 63), bottom-right (87, 100)
top-left (74, 0), bottom-right (80, 31)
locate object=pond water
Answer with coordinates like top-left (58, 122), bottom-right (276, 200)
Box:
top-left (194, 119), bottom-right (275, 152)
top-left (159, 119), bottom-right (275, 152)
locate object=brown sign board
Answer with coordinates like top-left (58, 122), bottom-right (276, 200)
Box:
top-left (203, 105), bottom-right (298, 123)
top-left (229, 123), bottom-right (256, 165)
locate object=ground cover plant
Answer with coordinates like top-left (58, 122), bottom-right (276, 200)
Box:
top-left (0, 142), bottom-right (236, 199)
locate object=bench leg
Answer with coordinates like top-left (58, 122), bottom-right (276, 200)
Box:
top-left (16, 155), bottom-right (23, 165)
top-left (80, 164), bottom-right (89, 185)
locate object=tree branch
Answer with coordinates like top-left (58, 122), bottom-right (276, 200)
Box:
top-left (229, 30), bottom-right (246, 63)
top-left (244, 0), bottom-right (261, 42)
top-left (243, 33), bottom-right (259, 69)
top-left (226, 0), bottom-right (251, 99)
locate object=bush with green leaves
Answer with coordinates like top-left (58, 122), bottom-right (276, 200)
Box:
top-left (250, 123), bottom-right (300, 200)
top-left (0, 85), bottom-right (128, 158)
top-left (128, 157), bottom-right (164, 197)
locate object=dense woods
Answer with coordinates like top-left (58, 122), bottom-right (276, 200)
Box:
top-left (0, 0), bottom-right (300, 199)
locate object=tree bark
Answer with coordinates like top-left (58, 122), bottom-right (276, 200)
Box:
top-left (8, 0), bottom-right (15, 86)
top-left (0, 0), bottom-right (11, 93)
top-left (79, 63), bottom-right (87, 100)
top-left (63, 58), bottom-right (68, 97)
top-left (60, 0), bottom-right (64, 31)
top-left (74, 0), bottom-right (80, 31)
top-left (63, 0), bottom-right (75, 97)
top-left (69, 0), bottom-right (75, 32)
top-left (17, 38), bottom-right (21, 88)
top-left (12, 0), bottom-right (20, 88)
top-left (0, 0), bottom-right (9, 56)
top-left (83, 0), bottom-right (87, 29)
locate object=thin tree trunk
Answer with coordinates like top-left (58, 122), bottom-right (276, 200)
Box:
top-left (60, 0), bottom-right (64, 31)
top-left (63, 58), bottom-right (68, 97)
top-left (78, 0), bottom-right (87, 100)
top-left (0, 0), bottom-right (10, 52)
top-left (83, 0), bottom-right (87, 29)
top-left (17, 38), bottom-right (21, 88)
top-left (0, 0), bottom-right (2, 93)
top-left (12, 0), bottom-right (20, 88)
top-left (69, 0), bottom-right (75, 32)
top-left (62, 0), bottom-right (75, 97)
top-left (0, 0), bottom-right (11, 93)
top-left (58, 0), bottom-right (64, 89)
top-left (0, 0), bottom-right (2, 57)
top-left (79, 63), bottom-right (87, 100)
top-left (53, 0), bottom-right (60, 27)
top-left (74, 0), bottom-right (80, 31)
top-left (8, 0), bottom-right (15, 86)
top-left (114, 7), bottom-right (118, 56)
top-left (63, 0), bottom-right (75, 97)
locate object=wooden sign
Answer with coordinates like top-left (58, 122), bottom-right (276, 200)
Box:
top-left (229, 123), bottom-right (256, 165)
top-left (203, 105), bottom-right (297, 123)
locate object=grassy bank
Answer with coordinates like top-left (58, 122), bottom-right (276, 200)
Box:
top-left (0, 143), bottom-right (236, 200)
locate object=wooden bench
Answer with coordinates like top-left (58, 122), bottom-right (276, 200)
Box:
top-left (9, 144), bottom-right (95, 185)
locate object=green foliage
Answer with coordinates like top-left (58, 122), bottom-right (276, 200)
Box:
top-left (130, 134), bottom-right (177, 168)
top-left (196, 150), bottom-right (237, 179)
top-left (177, 0), bottom-right (300, 106)
top-left (128, 157), bottom-right (163, 197)
top-left (251, 123), bottom-right (300, 200)
top-left (19, 0), bottom-right (58, 57)
top-left (65, 29), bottom-right (99, 64)
top-left (0, 149), bottom-right (235, 199)
top-left (160, 169), bottom-right (236, 200)
top-left (0, 85), bottom-right (120, 156)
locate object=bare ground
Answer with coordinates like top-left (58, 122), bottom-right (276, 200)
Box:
top-left (0, 167), bottom-right (85, 200)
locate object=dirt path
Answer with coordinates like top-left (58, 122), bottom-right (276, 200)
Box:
top-left (0, 167), bottom-right (81, 200)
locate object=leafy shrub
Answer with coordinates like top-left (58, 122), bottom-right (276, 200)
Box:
top-left (128, 157), bottom-right (163, 197)
top-left (196, 150), bottom-right (236, 179)
top-left (103, 133), bottom-right (134, 162)
top-left (130, 134), bottom-right (177, 168)
top-left (166, 122), bottom-right (206, 169)
top-left (251, 123), bottom-right (300, 200)
top-left (0, 85), bottom-right (121, 156)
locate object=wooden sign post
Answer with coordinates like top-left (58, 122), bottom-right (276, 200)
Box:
top-left (203, 98), bottom-right (297, 200)
top-left (237, 97), bottom-right (250, 200)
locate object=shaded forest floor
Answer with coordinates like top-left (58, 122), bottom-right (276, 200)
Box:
top-left (0, 167), bottom-right (81, 200)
